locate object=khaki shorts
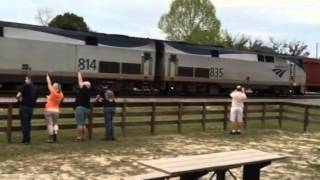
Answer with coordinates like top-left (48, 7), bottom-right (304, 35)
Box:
top-left (230, 107), bottom-right (243, 122)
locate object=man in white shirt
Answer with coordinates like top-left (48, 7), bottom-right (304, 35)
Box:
top-left (230, 85), bottom-right (247, 134)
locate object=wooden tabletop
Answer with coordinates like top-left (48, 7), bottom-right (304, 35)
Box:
top-left (139, 149), bottom-right (285, 176)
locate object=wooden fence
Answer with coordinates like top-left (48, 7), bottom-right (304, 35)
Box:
top-left (0, 100), bottom-right (320, 143)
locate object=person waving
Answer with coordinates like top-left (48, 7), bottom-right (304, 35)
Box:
top-left (45, 73), bottom-right (64, 143)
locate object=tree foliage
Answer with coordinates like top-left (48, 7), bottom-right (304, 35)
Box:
top-left (158, 0), bottom-right (221, 45)
top-left (217, 31), bottom-right (308, 55)
top-left (218, 30), bottom-right (274, 53)
top-left (249, 39), bottom-right (274, 53)
top-left (219, 30), bottom-right (250, 50)
top-left (158, 0), bottom-right (309, 56)
top-left (48, 12), bottom-right (90, 32)
top-left (270, 38), bottom-right (308, 56)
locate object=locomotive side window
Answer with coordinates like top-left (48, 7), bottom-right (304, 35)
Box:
top-left (85, 36), bottom-right (98, 46)
top-left (258, 54), bottom-right (264, 62)
top-left (195, 68), bottom-right (209, 78)
top-left (99, 61), bottom-right (120, 73)
top-left (178, 67), bottom-right (193, 77)
top-left (122, 63), bottom-right (141, 74)
top-left (265, 56), bottom-right (274, 63)
top-left (210, 50), bottom-right (219, 57)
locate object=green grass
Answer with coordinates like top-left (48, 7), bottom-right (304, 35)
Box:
top-left (1, 119), bottom-right (319, 159)
top-left (0, 105), bottom-right (320, 179)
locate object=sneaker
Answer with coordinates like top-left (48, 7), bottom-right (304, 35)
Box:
top-left (229, 130), bottom-right (236, 135)
top-left (47, 135), bottom-right (54, 143)
top-left (236, 130), bottom-right (241, 135)
top-left (74, 138), bottom-right (84, 142)
top-left (105, 137), bottom-right (116, 141)
top-left (53, 134), bottom-right (57, 142)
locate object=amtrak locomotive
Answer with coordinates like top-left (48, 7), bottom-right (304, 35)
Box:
top-left (0, 21), bottom-right (306, 95)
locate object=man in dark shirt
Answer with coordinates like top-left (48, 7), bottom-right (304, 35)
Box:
top-left (16, 75), bottom-right (37, 144)
top-left (74, 70), bottom-right (91, 141)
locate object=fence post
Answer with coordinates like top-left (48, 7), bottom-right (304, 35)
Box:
top-left (177, 102), bottom-right (182, 133)
top-left (150, 103), bottom-right (156, 135)
top-left (262, 103), bottom-right (266, 125)
top-left (121, 102), bottom-right (127, 137)
top-left (201, 103), bottom-right (206, 131)
top-left (7, 103), bottom-right (13, 143)
top-left (87, 106), bottom-right (93, 140)
top-left (223, 104), bottom-right (228, 131)
top-left (243, 103), bottom-right (248, 130)
top-left (279, 103), bottom-right (284, 128)
top-left (303, 105), bottom-right (309, 132)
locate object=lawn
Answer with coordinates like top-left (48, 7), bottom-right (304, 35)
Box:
top-left (0, 118), bottom-right (320, 180)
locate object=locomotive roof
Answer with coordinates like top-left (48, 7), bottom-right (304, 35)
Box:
top-left (0, 20), bottom-right (153, 47)
top-left (0, 20), bottom-right (304, 60)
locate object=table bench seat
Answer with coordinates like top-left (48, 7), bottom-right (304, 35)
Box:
top-left (121, 171), bottom-right (170, 180)
top-left (137, 149), bottom-right (286, 180)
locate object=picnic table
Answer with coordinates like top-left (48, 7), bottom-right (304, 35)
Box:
top-left (138, 149), bottom-right (285, 180)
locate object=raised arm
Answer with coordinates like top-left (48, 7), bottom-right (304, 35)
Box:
top-left (95, 94), bottom-right (102, 102)
top-left (46, 73), bottom-right (54, 92)
top-left (78, 70), bottom-right (84, 88)
top-left (16, 91), bottom-right (22, 101)
top-left (243, 93), bottom-right (247, 100)
top-left (241, 87), bottom-right (247, 100)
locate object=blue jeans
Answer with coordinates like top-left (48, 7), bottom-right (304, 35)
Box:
top-left (19, 106), bottom-right (34, 143)
top-left (75, 106), bottom-right (90, 126)
top-left (103, 107), bottom-right (115, 139)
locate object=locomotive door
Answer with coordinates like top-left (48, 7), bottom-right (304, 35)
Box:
top-left (289, 63), bottom-right (296, 83)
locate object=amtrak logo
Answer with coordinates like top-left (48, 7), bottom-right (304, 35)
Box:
top-left (272, 69), bottom-right (287, 78)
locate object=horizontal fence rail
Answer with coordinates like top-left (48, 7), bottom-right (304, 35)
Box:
top-left (0, 100), bottom-right (319, 143)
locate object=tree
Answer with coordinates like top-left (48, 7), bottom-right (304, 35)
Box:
top-left (158, 0), bottom-right (221, 45)
top-left (48, 12), bottom-right (90, 32)
top-left (270, 38), bottom-right (309, 56)
top-left (248, 39), bottom-right (274, 53)
top-left (218, 30), bottom-right (251, 50)
top-left (35, 8), bottom-right (54, 26)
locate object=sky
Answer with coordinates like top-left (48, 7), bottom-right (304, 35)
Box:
top-left (1, 0), bottom-right (319, 57)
